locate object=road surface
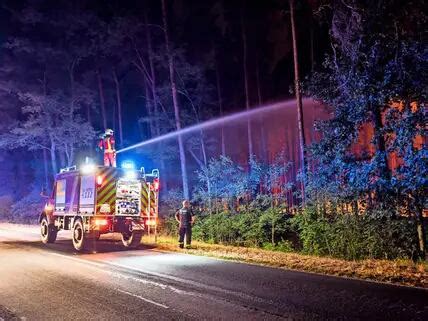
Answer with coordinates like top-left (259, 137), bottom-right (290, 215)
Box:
top-left (0, 224), bottom-right (427, 321)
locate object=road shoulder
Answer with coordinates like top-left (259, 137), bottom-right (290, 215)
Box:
top-left (142, 235), bottom-right (428, 289)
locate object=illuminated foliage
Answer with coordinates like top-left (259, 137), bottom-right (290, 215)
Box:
top-left (307, 0), bottom-right (427, 257)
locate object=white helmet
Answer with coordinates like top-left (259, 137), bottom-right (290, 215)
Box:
top-left (105, 128), bottom-right (114, 136)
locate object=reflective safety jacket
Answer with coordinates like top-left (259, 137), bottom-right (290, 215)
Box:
top-left (99, 135), bottom-right (115, 153)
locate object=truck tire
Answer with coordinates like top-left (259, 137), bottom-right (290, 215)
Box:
top-left (121, 231), bottom-right (143, 248)
top-left (40, 216), bottom-right (57, 244)
top-left (72, 219), bottom-right (95, 251)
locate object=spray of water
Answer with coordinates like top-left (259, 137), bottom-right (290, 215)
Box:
top-left (117, 99), bottom-right (309, 154)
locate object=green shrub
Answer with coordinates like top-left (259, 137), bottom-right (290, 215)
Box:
top-left (161, 203), bottom-right (419, 261)
top-left (291, 207), bottom-right (419, 260)
top-left (193, 212), bottom-right (237, 244)
top-left (192, 208), bottom-right (292, 248)
top-left (262, 240), bottom-right (294, 252)
top-left (10, 190), bottom-right (44, 224)
top-left (159, 216), bottom-right (179, 237)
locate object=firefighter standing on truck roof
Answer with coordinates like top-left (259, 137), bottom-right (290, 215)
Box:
top-left (98, 129), bottom-right (116, 167)
top-left (175, 200), bottom-right (195, 249)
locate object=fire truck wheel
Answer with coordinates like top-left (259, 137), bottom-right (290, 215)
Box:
top-left (121, 231), bottom-right (143, 248)
top-left (72, 219), bottom-right (95, 251)
top-left (40, 216), bottom-right (57, 244)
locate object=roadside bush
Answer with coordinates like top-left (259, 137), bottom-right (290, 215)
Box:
top-left (158, 216), bottom-right (179, 237)
top-left (262, 240), bottom-right (294, 252)
top-left (291, 207), bottom-right (419, 260)
top-left (10, 189), bottom-right (44, 224)
top-left (192, 208), bottom-right (293, 250)
top-left (258, 207), bottom-right (290, 246)
top-left (193, 212), bottom-right (237, 244)
top-left (159, 196), bottom-right (420, 261)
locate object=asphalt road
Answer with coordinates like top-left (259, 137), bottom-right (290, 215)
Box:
top-left (0, 224), bottom-right (427, 321)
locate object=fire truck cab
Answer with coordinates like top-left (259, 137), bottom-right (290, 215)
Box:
top-left (39, 161), bottom-right (159, 251)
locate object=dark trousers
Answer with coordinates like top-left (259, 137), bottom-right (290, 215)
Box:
top-left (178, 225), bottom-right (192, 247)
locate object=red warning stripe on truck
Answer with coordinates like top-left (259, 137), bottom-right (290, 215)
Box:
top-left (141, 182), bottom-right (149, 215)
top-left (140, 183), bottom-right (158, 217)
top-left (96, 167), bottom-right (117, 214)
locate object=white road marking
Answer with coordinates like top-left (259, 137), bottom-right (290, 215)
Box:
top-left (4, 242), bottom-right (277, 316)
top-left (46, 251), bottom-right (270, 304)
top-left (104, 261), bottom-right (268, 303)
top-left (3, 230), bottom-right (271, 306)
top-left (46, 252), bottom-right (194, 295)
top-left (116, 289), bottom-right (168, 309)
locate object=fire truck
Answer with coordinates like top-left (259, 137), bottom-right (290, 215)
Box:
top-left (39, 161), bottom-right (159, 251)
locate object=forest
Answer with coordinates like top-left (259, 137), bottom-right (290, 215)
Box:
top-left (0, 0), bottom-right (426, 260)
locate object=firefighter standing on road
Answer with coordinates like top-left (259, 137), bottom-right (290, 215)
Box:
top-left (98, 129), bottom-right (117, 167)
top-left (175, 200), bottom-right (195, 249)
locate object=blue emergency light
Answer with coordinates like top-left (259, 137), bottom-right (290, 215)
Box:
top-left (121, 160), bottom-right (135, 170)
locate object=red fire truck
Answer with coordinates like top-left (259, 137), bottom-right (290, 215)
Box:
top-left (39, 161), bottom-right (159, 251)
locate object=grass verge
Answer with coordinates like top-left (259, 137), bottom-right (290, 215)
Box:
top-left (142, 235), bottom-right (428, 288)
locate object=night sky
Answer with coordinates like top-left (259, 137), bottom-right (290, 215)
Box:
top-left (0, 0), bottom-right (331, 197)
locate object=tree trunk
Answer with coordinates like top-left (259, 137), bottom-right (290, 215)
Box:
top-left (144, 78), bottom-right (154, 138)
top-left (256, 58), bottom-right (268, 162)
top-left (241, 6), bottom-right (253, 159)
top-left (58, 150), bottom-right (66, 168)
top-left (162, 0), bottom-right (189, 199)
top-left (49, 139), bottom-right (58, 176)
top-left (69, 61), bottom-right (76, 120)
top-left (201, 135), bottom-right (208, 167)
top-left (207, 179), bottom-right (212, 215)
top-left (96, 69), bottom-right (108, 130)
top-left (113, 68), bottom-right (124, 146)
top-left (272, 218), bottom-right (275, 246)
top-left (144, 10), bottom-right (158, 132)
top-left (65, 144), bottom-right (74, 167)
top-left (289, 0), bottom-right (306, 204)
top-left (215, 49), bottom-right (226, 157)
top-left (145, 11), bottom-right (168, 193)
top-left (310, 20), bottom-right (315, 72)
top-left (416, 205), bottom-right (427, 259)
top-left (288, 126), bottom-right (296, 208)
top-left (372, 103), bottom-right (390, 180)
top-left (43, 149), bottom-right (49, 188)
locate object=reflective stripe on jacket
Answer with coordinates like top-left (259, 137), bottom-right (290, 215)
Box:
top-left (99, 136), bottom-right (115, 152)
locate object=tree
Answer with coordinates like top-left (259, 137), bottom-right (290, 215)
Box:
top-left (161, 0), bottom-right (190, 199)
top-left (289, 0), bottom-right (307, 204)
top-left (308, 0), bottom-right (427, 258)
top-left (112, 68), bottom-right (123, 146)
top-left (241, 4), bottom-right (253, 158)
top-left (0, 92), bottom-right (95, 175)
top-left (214, 46), bottom-right (226, 156)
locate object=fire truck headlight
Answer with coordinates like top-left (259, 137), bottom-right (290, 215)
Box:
top-left (145, 219), bottom-right (157, 226)
top-left (124, 170), bottom-right (137, 180)
top-left (95, 219), bottom-right (108, 226)
top-left (81, 163), bottom-right (96, 174)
